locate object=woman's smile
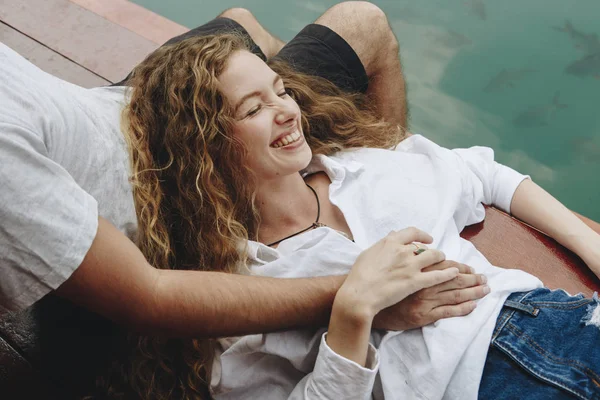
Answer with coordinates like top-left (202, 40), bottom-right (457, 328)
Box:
top-left (270, 130), bottom-right (303, 148)
top-left (219, 50), bottom-right (313, 180)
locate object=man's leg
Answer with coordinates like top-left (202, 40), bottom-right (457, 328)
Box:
top-left (217, 8), bottom-right (285, 59)
top-left (205, 5), bottom-right (407, 129)
top-left (271, 2), bottom-right (407, 129)
top-left (120, 4), bottom-right (407, 128)
top-left (113, 9), bottom-right (277, 85)
top-left (315, 2), bottom-right (407, 129)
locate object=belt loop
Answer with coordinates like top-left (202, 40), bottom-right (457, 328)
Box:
top-left (503, 300), bottom-right (540, 317)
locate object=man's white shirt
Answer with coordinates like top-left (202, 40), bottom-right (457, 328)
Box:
top-left (0, 43), bottom-right (134, 314)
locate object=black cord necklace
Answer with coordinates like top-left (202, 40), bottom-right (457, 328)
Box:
top-left (266, 183), bottom-right (327, 247)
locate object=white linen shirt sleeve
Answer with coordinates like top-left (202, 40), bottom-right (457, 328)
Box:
top-left (0, 123), bottom-right (98, 315)
top-left (288, 333), bottom-right (379, 400)
top-left (451, 145), bottom-right (529, 227)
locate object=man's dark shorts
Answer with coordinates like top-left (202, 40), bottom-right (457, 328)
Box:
top-left (116, 17), bottom-right (368, 94)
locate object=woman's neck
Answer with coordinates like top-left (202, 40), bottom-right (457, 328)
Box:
top-left (255, 173), bottom-right (317, 244)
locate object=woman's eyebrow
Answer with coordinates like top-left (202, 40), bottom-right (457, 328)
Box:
top-left (234, 74), bottom-right (283, 113)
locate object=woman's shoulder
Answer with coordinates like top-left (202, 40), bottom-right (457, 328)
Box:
top-left (393, 133), bottom-right (446, 153)
top-left (331, 134), bottom-right (440, 162)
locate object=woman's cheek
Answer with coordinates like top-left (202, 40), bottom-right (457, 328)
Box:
top-left (234, 120), bottom-right (258, 140)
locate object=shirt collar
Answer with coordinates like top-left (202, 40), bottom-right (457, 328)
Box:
top-left (302, 151), bottom-right (365, 183)
top-left (247, 152), bottom-right (364, 265)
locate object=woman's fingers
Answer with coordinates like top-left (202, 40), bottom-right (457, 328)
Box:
top-left (433, 285), bottom-right (490, 305)
top-left (422, 260), bottom-right (474, 275)
top-left (429, 301), bottom-right (478, 321)
top-left (411, 248), bottom-right (446, 269)
top-left (413, 267), bottom-right (460, 291)
top-left (388, 227), bottom-right (433, 246)
top-left (429, 273), bottom-right (487, 292)
top-left (410, 242), bottom-right (429, 250)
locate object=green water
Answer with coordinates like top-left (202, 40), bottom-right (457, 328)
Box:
top-left (133, 0), bottom-right (600, 221)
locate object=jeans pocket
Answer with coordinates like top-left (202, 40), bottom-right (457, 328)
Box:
top-left (485, 290), bottom-right (600, 399)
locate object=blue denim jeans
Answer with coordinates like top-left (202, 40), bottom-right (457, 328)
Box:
top-left (479, 288), bottom-right (600, 399)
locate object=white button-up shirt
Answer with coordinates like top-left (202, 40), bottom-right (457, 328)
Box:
top-left (210, 135), bottom-right (543, 399)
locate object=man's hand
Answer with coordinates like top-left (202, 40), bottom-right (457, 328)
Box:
top-left (372, 261), bottom-right (489, 331)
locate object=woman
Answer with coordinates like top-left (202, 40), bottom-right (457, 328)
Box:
top-left (124, 34), bottom-right (600, 399)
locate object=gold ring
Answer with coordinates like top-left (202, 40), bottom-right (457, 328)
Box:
top-left (411, 243), bottom-right (426, 255)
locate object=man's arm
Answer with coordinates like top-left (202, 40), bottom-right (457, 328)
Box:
top-left (56, 220), bottom-right (485, 337)
top-left (56, 217), bottom-right (343, 337)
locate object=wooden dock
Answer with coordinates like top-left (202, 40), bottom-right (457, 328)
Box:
top-left (0, 0), bottom-right (188, 87)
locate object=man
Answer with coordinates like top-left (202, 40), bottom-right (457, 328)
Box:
top-left (0, 2), bottom-right (486, 337)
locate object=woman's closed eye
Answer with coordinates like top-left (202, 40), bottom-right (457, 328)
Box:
top-left (244, 90), bottom-right (290, 118)
top-left (245, 105), bottom-right (262, 118)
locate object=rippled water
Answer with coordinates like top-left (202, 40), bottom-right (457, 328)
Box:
top-left (133, 0), bottom-right (600, 220)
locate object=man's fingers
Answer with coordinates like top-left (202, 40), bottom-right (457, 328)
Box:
top-left (430, 301), bottom-right (478, 321)
top-left (434, 285), bottom-right (490, 305)
top-left (388, 227), bottom-right (433, 246)
top-left (422, 260), bottom-right (473, 274)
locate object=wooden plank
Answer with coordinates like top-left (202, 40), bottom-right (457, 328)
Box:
top-left (69, 0), bottom-right (188, 45)
top-left (461, 206), bottom-right (600, 297)
top-left (0, 0), bottom-right (159, 83)
top-left (0, 22), bottom-right (110, 88)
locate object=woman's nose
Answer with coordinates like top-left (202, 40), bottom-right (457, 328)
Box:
top-left (274, 100), bottom-right (297, 125)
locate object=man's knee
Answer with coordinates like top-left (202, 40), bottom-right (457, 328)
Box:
top-left (335, 1), bottom-right (386, 23)
top-left (318, 1), bottom-right (398, 70)
top-left (218, 7), bottom-right (254, 22)
top-left (345, 2), bottom-right (398, 53)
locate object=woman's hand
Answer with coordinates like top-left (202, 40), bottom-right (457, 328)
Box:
top-left (335, 228), bottom-right (459, 319)
top-left (373, 261), bottom-right (489, 331)
top-left (326, 228), bottom-right (459, 366)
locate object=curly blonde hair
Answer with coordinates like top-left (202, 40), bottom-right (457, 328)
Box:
top-left (120, 33), bottom-right (404, 399)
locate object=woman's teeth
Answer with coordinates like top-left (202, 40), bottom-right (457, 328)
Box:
top-left (271, 131), bottom-right (301, 148)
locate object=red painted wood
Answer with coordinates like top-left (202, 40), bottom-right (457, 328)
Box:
top-left (461, 206), bottom-right (600, 297)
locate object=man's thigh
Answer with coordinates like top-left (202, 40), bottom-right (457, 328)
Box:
top-left (161, 17), bottom-right (266, 58)
top-left (113, 17), bottom-right (266, 86)
top-left (169, 20), bottom-right (370, 94)
top-left (272, 24), bottom-right (368, 94)
top-left (116, 18), bottom-right (368, 95)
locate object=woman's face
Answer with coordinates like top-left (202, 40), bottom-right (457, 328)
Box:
top-left (218, 50), bottom-right (312, 182)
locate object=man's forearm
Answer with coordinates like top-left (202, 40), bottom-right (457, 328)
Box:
top-left (149, 270), bottom-right (345, 337)
top-left (56, 217), bottom-right (345, 338)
